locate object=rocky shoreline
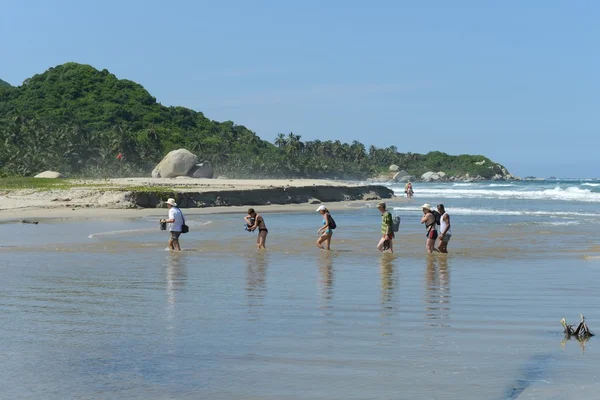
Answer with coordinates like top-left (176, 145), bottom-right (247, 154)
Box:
top-left (367, 163), bottom-right (518, 184)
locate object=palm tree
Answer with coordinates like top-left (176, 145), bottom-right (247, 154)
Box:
top-left (274, 133), bottom-right (287, 148)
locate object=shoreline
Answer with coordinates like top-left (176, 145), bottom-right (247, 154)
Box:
top-left (0, 199), bottom-right (414, 222)
top-left (0, 177), bottom-right (396, 220)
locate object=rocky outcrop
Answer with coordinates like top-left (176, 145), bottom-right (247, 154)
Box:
top-left (152, 149), bottom-right (198, 178)
top-left (421, 171), bottom-right (447, 182)
top-left (389, 164), bottom-right (400, 172)
top-left (34, 171), bottom-right (65, 179)
top-left (189, 162), bottom-right (214, 178)
top-left (132, 185), bottom-right (395, 208)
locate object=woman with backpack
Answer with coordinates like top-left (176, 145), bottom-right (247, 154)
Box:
top-left (316, 205), bottom-right (335, 250)
top-left (420, 203), bottom-right (438, 253)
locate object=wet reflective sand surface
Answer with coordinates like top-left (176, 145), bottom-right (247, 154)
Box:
top-left (1, 208), bottom-right (600, 399)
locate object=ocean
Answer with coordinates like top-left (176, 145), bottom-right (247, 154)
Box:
top-left (1, 179), bottom-right (600, 399)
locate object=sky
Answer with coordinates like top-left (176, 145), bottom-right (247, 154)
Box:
top-left (1, 0), bottom-right (599, 177)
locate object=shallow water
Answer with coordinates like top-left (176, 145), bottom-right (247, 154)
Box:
top-left (2, 190), bottom-right (600, 399)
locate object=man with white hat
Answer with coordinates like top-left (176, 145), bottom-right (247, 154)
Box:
top-left (160, 198), bottom-right (184, 251)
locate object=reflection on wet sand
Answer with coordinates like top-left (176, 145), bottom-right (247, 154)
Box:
top-left (165, 253), bottom-right (187, 321)
top-left (317, 252), bottom-right (334, 308)
top-left (379, 253), bottom-right (397, 339)
top-left (424, 254), bottom-right (451, 327)
top-left (246, 250), bottom-right (269, 309)
top-left (379, 253), bottom-right (396, 307)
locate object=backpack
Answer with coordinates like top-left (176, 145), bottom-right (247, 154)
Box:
top-left (392, 213), bottom-right (401, 232)
top-left (327, 213), bottom-right (337, 230)
top-left (432, 210), bottom-right (441, 226)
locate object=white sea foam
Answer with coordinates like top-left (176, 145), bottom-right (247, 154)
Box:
top-left (391, 186), bottom-right (600, 203)
top-left (582, 183), bottom-right (600, 187)
top-left (391, 206), bottom-right (597, 218)
top-left (88, 228), bottom-right (156, 239)
top-left (488, 184), bottom-right (515, 187)
top-left (452, 183), bottom-right (474, 187)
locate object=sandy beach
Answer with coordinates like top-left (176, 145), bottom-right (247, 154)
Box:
top-left (0, 177), bottom-right (395, 218)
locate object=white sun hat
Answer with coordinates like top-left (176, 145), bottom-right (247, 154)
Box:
top-left (421, 203), bottom-right (432, 211)
top-left (316, 205), bottom-right (326, 212)
top-left (166, 198), bottom-right (177, 206)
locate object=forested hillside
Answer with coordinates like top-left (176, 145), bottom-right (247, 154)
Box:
top-left (0, 63), bottom-right (511, 179)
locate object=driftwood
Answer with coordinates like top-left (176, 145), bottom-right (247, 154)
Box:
top-left (561, 314), bottom-right (594, 339)
top-left (20, 220), bottom-right (39, 225)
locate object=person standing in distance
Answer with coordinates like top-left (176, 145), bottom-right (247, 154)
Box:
top-left (377, 202), bottom-right (394, 253)
top-left (437, 204), bottom-right (452, 253)
top-left (160, 198), bottom-right (184, 251)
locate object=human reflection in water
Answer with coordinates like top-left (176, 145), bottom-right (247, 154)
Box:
top-left (424, 254), bottom-right (451, 327)
top-left (380, 253), bottom-right (396, 307)
top-left (246, 250), bottom-right (269, 311)
top-left (165, 252), bottom-right (187, 323)
top-left (317, 251), bottom-right (334, 309)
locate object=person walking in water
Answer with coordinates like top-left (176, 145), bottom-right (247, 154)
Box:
top-left (420, 203), bottom-right (438, 253)
top-left (160, 198), bottom-right (184, 251)
top-left (437, 204), bottom-right (452, 253)
top-left (316, 205), bottom-right (333, 250)
top-left (245, 208), bottom-right (268, 249)
top-left (405, 181), bottom-right (414, 199)
top-left (377, 202), bottom-right (394, 253)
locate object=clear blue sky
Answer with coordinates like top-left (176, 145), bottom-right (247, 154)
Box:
top-left (1, 1), bottom-right (598, 177)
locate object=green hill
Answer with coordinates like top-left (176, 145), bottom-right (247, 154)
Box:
top-left (0, 78), bottom-right (11, 88)
top-left (0, 62), bottom-right (513, 180)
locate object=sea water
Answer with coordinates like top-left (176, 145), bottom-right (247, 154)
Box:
top-left (1, 180), bottom-right (600, 399)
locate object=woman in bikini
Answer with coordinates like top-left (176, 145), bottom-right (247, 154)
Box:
top-left (245, 208), bottom-right (268, 249)
top-left (420, 203), bottom-right (438, 253)
top-left (316, 205), bottom-right (333, 250)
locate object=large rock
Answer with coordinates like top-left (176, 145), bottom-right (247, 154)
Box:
top-left (189, 162), bottom-right (214, 179)
top-left (392, 170), bottom-right (409, 181)
top-left (396, 174), bottom-right (416, 183)
top-left (389, 164), bottom-right (400, 172)
top-left (152, 149), bottom-right (198, 178)
top-left (34, 171), bottom-right (65, 179)
top-left (421, 171), bottom-right (447, 182)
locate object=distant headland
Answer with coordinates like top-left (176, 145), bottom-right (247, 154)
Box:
top-left (0, 62), bottom-right (515, 182)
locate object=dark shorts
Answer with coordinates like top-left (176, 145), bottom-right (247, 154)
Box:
top-left (426, 230), bottom-right (438, 240)
top-left (170, 231), bottom-right (181, 240)
top-left (441, 234), bottom-right (451, 243)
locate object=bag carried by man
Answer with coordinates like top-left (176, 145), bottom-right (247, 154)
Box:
top-left (176, 207), bottom-right (189, 234)
top-left (392, 213), bottom-right (401, 232)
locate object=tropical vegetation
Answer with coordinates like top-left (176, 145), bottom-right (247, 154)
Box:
top-left (0, 63), bottom-right (509, 179)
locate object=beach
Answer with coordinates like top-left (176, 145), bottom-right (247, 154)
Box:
top-left (0, 177), bottom-right (394, 212)
top-left (2, 179), bottom-right (600, 399)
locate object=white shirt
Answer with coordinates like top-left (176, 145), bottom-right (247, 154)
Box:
top-left (440, 212), bottom-right (452, 235)
top-left (168, 207), bottom-right (184, 232)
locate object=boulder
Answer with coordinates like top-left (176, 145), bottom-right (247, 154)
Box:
top-left (421, 171), bottom-right (438, 182)
top-left (475, 160), bottom-right (486, 166)
top-left (392, 170), bottom-right (409, 181)
top-left (189, 162), bottom-right (214, 179)
top-left (395, 174), bottom-right (416, 183)
top-left (389, 164), bottom-right (400, 172)
top-left (34, 171), bottom-right (65, 179)
top-left (152, 149), bottom-right (198, 178)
